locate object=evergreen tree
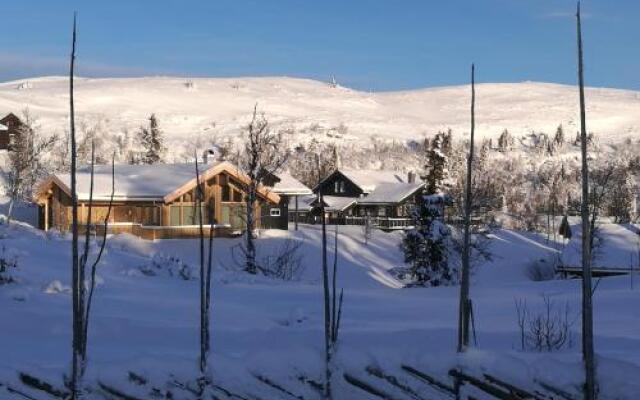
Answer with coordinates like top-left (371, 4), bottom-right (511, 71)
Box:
top-left (422, 131), bottom-right (449, 195)
top-left (401, 197), bottom-right (454, 287)
top-left (554, 124), bottom-right (565, 147)
top-left (498, 129), bottom-right (512, 152)
top-left (138, 113), bottom-right (165, 164)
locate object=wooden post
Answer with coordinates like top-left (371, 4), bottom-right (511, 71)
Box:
top-left (295, 195), bottom-right (299, 230)
top-left (44, 200), bottom-right (49, 231)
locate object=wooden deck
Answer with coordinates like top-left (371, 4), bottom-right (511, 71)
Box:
top-left (556, 266), bottom-right (640, 278)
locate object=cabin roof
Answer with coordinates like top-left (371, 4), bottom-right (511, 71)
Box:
top-left (36, 161), bottom-right (280, 204)
top-left (270, 171), bottom-right (313, 195)
top-left (357, 182), bottom-right (424, 205)
top-left (315, 168), bottom-right (405, 194)
top-left (338, 169), bottom-right (404, 193)
top-left (288, 194), bottom-right (316, 211)
top-left (314, 195), bottom-right (357, 212)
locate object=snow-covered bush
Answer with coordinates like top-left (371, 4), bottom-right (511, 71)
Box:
top-left (0, 245), bottom-right (18, 284)
top-left (515, 295), bottom-right (575, 352)
top-left (139, 254), bottom-right (194, 280)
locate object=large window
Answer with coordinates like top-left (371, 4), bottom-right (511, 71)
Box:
top-left (169, 204), bottom-right (208, 226)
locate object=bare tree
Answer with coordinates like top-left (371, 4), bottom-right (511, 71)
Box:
top-left (237, 105), bottom-right (288, 274)
top-left (194, 156), bottom-right (214, 396)
top-left (320, 196), bottom-right (344, 400)
top-left (69, 14), bottom-right (82, 399)
top-left (78, 143), bottom-right (115, 362)
top-left (457, 64), bottom-right (475, 353)
top-left (577, 3), bottom-right (597, 399)
top-left (4, 110), bottom-right (57, 223)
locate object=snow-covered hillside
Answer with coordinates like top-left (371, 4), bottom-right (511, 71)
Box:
top-left (1, 221), bottom-right (639, 398)
top-left (1, 76), bottom-right (639, 150)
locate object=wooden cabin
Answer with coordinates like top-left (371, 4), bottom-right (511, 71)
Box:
top-left (312, 168), bottom-right (425, 229)
top-left (0, 113), bottom-right (25, 151)
top-left (33, 161), bottom-right (281, 239)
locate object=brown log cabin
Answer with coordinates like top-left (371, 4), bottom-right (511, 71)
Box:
top-left (33, 161), bottom-right (280, 239)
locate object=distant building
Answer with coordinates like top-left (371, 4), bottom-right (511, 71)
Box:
top-left (311, 168), bottom-right (425, 229)
top-left (260, 170), bottom-right (313, 230)
top-left (0, 113), bottom-right (26, 151)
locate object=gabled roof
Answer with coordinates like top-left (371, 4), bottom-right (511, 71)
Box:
top-left (270, 171), bottom-right (313, 195)
top-left (288, 194), bottom-right (316, 211)
top-left (35, 161), bottom-right (280, 204)
top-left (312, 195), bottom-right (357, 212)
top-left (315, 168), bottom-right (405, 194)
top-left (357, 182), bottom-right (424, 205)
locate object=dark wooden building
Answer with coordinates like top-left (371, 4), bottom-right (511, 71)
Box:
top-left (311, 168), bottom-right (425, 229)
top-left (0, 113), bottom-right (25, 151)
top-left (260, 171), bottom-right (312, 230)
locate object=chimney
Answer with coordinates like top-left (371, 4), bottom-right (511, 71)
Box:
top-left (407, 171), bottom-right (416, 183)
top-left (202, 148), bottom-right (215, 164)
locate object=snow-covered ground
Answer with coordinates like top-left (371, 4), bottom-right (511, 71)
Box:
top-left (1, 76), bottom-right (640, 150)
top-left (0, 221), bottom-right (639, 399)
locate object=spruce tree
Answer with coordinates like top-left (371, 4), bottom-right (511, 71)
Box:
top-left (138, 113), bottom-right (165, 164)
top-left (554, 124), bottom-right (565, 147)
top-left (422, 131), bottom-right (449, 195)
top-left (401, 197), bottom-right (454, 287)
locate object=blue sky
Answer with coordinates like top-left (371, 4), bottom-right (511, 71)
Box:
top-left (0, 1), bottom-right (637, 91)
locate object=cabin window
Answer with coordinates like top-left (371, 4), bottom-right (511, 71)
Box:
top-left (221, 185), bottom-right (230, 202)
top-left (339, 181), bottom-right (345, 193)
top-left (334, 181), bottom-right (339, 193)
top-left (378, 207), bottom-right (387, 217)
top-left (233, 189), bottom-right (243, 202)
top-left (270, 208), bottom-right (281, 217)
top-left (170, 206), bottom-right (181, 226)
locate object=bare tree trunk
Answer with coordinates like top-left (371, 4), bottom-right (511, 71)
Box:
top-left (69, 13), bottom-right (82, 399)
top-left (577, 3), bottom-right (596, 399)
top-left (320, 195), bottom-right (332, 399)
top-left (295, 195), bottom-right (299, 231)
top-left (457, 64), bottom-right (475, 353)
top-left (245, 186), bottom-right (257, 274)
top-left (83, 153), bottom-right (115, 359)
top-left (77, 140), bottom-right (95, 371)
top-left (195, 156), bottom-right (214, 394)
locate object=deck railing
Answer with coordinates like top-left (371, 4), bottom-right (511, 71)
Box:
top-left (289, 214), bottom-right (414, 230)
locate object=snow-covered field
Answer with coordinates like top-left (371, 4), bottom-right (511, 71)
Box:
top-left (1, 76), bottom-right (640, 151)
top-left (0, 220), bottom-right (639, 399)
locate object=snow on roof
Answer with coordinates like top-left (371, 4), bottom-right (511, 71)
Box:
top-left (0, 123), bottom-right (7, 131)
top-left (318, 196), bottom-right (357, 212)
top-left (288, 194), bottom-right (316, 211)
top-left (357, 182), bottom-right (424, 204)
top-left (54, 161), bottom-right (225, 201)
top-left (270, 171), bottom-right (312, 195)
top-left (338, 169), bottom-right (404, 193)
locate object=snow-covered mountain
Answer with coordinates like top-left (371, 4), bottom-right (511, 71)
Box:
top-left (1, 76), bottom-right (639, 149)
